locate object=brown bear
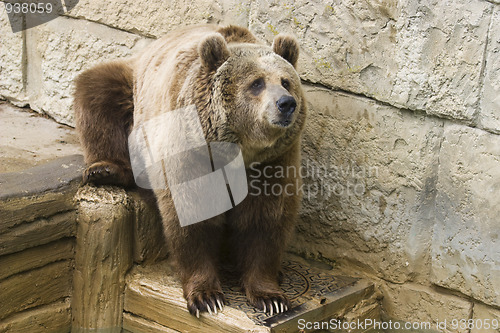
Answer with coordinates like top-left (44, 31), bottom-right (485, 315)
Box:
top-left (74, 24), bottom-right (306, 317)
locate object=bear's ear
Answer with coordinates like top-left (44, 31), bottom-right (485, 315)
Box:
top-left (272, 34), bottom-right (299, 68)
top-left (199, 33), bottom-right (230, 71)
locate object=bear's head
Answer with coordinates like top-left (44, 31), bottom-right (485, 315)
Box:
top-left (198, 33), bottom-right (306, 163)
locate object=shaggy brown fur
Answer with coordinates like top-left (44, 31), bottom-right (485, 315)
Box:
top-left (74, 24), bottom-right (306, 317)
top-left (74, 60), bottom-right (135, 187)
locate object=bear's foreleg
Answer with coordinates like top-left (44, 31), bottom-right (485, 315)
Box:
top-left (74, 60), bottom-right (135, 187)
top-left (228, 181), bottom-right (300, 315)
top-left (159, 195), bottom-right (226, 317)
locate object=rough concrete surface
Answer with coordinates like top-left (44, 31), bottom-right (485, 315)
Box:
top-left (0, 102), bottom-right (82, 173)
top-left (381, 283), bottom-right (473, 333)
top-left (64, 0), bottom-right (255, 37)
top-left (1, 0), bottom-right (497, 132)
top-left (65, 0), bottom-right (222, 38)
top-left (432, 124), bottom-right (500, 308)
top-left (0, 12), bottom-right (24, 105)
top-left (249, 0), bottom-right (493, 123)
top-left (25, 16), bottom-right (152, 125)
top-left (292, 85), bottom-right (443, 284)
top-left (479, 6), bottom-right (500, 134)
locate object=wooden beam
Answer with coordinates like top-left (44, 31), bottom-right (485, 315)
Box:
top-left (72, 185), bottom-right (133, 333)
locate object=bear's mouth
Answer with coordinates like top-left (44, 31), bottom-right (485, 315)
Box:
top-left (272, 119), bottom-right (292, 128)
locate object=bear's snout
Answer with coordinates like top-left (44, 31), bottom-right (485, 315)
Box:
top-left (276, 95), bottom-right (296, 116)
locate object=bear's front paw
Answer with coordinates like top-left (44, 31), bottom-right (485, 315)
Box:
top-left (186, 290), bottom-right (225, 318)
top-left (249, 292), bottom-right (290, 316)
top-left (83, 161), bottom-right (132, 186)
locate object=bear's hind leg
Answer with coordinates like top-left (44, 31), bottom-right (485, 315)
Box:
top-left (74, 60), bottom-right (135, 187)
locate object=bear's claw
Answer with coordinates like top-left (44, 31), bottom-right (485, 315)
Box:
top-left (254, 294), bottom-right (289, 316)
top-left (187, 291), bottom-right (225, 318)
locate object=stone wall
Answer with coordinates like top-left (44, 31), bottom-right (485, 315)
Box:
top-left (1, 0), bottom-right (499, 330)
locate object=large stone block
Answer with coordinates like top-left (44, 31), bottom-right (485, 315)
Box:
top-left (381, 283), bottom-right (472, 333)
top-left (479, 6), bottom-right (500, 133)
top-left (391, 0), bottom-right (492, 121)
top-left (292, 85), bottom-right (443, 284)
top-left (65, 0), bottom-right (250, 38)
top-left (432, 124), bottom-right (500, 307)
top-left (25, 16), bottom-right (152, 125)
top-left (0, 11), bottom-right (25, 104)
top-left (249, 0), bottom-right (492, 122)
top-left (249, 0), bottom-right (399, 101)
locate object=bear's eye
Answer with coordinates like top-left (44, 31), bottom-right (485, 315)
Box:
top-left (250, 78), bottom-right (265, 95)
top-left (281, 78), bottom-right (291, 91)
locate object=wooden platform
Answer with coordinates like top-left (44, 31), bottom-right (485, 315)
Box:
top-left (123, 254), bottom-right (376, 333)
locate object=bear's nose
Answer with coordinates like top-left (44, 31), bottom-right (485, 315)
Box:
top-left (276, 95), bottom-right (296, 115)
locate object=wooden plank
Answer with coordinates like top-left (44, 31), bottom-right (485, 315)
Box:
top-left (0, 238), bottom-right (74, 280)
top-left (341, 288), bottom-right (382, 333)
top-left (0, 154), bottom-right (83, 201)
top-left (123, 312), bottom-right (181, 333)
top-left (0, 260), bottom-right (73, 320)
top-left (0, 299), bottom-right (71, 333)
top-left (124, 261), bottom-right (268, 333)
top-left (124, 255), bottom-right (375, 333)
top-left (0, 154), bottom-right (82, 233)
top-left (0, 211), bottom-right (76, 256)
top-left (124, 278), bottom-right (269, 333)
top-left (267, 280), bottom-right (374, 332)
top-left (0, 191), bottom-right (76, 234)
top-left (71, 185), bottom-right (133, 333)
